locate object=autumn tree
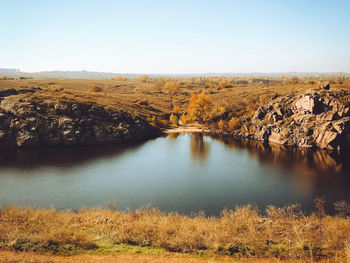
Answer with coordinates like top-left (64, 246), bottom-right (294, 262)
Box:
top-left (180, 114), bottom-right (187, 125)
top-left (164, 81), bottom-right (181, 108)
top-left (228, 117), bottom-right (240, 130)
top-left (188, 92), bottom-right (212, 123)
top-left (169, 113), bottom-right (178, 126)
top-left (218, 119), bottom-right (226, 131)
top-left (172, 105), bottom-right (181, 114)
top-left (154, 77), bottom-right (165, 93)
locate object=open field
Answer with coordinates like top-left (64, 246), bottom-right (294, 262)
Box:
top-left (1, 76), bottom-right (349, 125)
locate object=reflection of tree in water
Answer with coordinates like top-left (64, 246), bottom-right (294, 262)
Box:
top-left (190, 133), bottom-right (210, 162)
top-left (209, 133), bottom-right (350, 194)
top-left (168, 133), bottom-right (180, 140)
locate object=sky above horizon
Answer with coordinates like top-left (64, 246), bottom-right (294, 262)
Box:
top-left (1, 0), bottom-right (349, 73)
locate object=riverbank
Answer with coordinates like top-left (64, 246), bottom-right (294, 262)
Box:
top-left (164, 124), bottom-right (208, 133)
top-left (1, 205), bottom-right (350, 262)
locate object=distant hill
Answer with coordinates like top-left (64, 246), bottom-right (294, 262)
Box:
top-left (0, 68), bottom-right (20, 73)
top-left (0, 70), bottom-right (349, 79)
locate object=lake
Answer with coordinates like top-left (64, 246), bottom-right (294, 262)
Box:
top-left (0, 133), bottom-right (349, 216)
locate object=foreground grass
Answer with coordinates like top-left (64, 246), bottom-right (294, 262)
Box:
top-left (1, 205), bottom-right (350, 262)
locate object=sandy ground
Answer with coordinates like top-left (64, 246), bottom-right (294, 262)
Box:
top-left (0, 251), bottom-right (319, 263)
top-left (0, 251), bottom-right (244, 263)
top-left (164, 124), bottom-right (209, 133)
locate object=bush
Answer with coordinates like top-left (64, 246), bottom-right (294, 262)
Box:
top-left (180, 114), bottom-right (187, 125)
top-left (136, 99), bottom-right (149, 106)
top-left (138, 75), bottom-right (149, 83)
top-left (88, 84), bottom-right (103, 92)
top-left (172, 105), bottom-right (181, 114)
top-left (169, 113), bottom-right (178, 126)
top-left (148, 116), bottom-right (169, 128)
top-left (228, 117), bottom-right (240, 130)
top-left (218, 119), bottom-right (226, 131)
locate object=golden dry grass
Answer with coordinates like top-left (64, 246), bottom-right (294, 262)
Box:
top-left (1, 205), bottom-right (350, 261)
top-left (1, 76), bottom-right (349, 123)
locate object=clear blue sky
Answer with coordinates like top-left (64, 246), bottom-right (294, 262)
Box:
top-left (1, 0), bottom-right (349, 73)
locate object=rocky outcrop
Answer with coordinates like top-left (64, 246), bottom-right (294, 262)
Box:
top-left (0, 91), bottom-right (161, 147)
top-left (251, 90), bottom-right (350, 150)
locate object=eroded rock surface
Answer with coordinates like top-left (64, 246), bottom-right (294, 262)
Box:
top-left (0, 92), bottom-right (160, 147)
top-left (251, 90), bottom-right (350, 150)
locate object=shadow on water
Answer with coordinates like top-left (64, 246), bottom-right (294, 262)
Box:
top-left (0, 141), bottom-right (147, 170)
top-left (207, 133), bottom-right (350, 211)
top-left (209, 133), bottom-right (349, 176)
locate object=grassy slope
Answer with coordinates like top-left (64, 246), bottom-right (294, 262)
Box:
top-left (1, 77), bottom-right (349, 122)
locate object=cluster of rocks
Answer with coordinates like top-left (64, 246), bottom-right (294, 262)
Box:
top-left (0, 91), bottom-right (160, 147)
top-left (251, 90), bottom-right (350, 150)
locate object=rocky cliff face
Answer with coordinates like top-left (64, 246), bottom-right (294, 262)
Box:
top-left (0, 90), bottom-right (160, 147)
top-left (251, 89), bottom-right (350, 150)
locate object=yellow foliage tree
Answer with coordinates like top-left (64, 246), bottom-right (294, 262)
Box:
top-left (228, 117), bottom-right (240, 131)
top-left (188, 92), bottom-right (212, 123)
top-left (169, 113), bottom-right (178, 126)
top-left (164, 82), bottom-right (180, 95)
top-left (180, 114), bottom-right (187, 125)
top-left (218, 119), bottom-right (226, 131)
top-left (218, 80), bottom-right (227, 89)
top-left (172, 105), bottom-right (181, 114)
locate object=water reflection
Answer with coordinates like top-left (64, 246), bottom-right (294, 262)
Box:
top-left (168, 133), bottom-right (180, 140)
top-left (190, 133), bottom-right (210, 162)
top-left (208, 134), bottom-right (350, 199)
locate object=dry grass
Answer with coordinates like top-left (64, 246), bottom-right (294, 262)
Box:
top-left (1, 76), bottom-right (349, 124)
top-left (1, 205), bottom-right (350, 261)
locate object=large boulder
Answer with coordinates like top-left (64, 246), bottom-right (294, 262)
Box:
top-left (251, 90), bottom-right (350, 150)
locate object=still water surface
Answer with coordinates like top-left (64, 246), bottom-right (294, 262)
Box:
top-left (0, 133), bottom-right (349, 215)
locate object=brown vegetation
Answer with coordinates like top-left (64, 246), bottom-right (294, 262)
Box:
top-left (1, 203), bottom-right (350, 261)
top-left (88, 83), bottom-right (104, 92)
top-left (1, 76), bottom-right (349, 130)
top-left (188, 92), bottom-right (212, 123)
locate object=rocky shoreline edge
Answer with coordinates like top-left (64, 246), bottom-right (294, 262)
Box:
top-left (167, 89), bottom-right (350, 151)
top-left (0, 89), bottom-right (161, 147)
